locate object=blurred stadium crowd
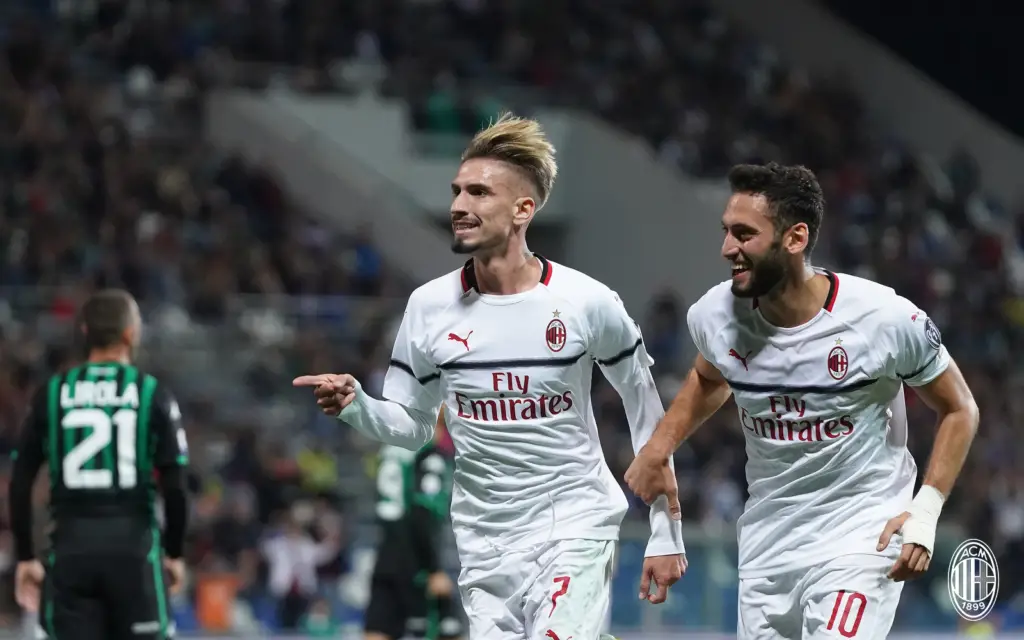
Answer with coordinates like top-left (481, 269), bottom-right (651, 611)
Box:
top-left (0, 0), bottom-right (1020, 634)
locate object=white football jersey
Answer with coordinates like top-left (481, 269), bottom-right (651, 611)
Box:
top-left (382, 256), bottom-right (683, 559)
top-left (687, 271), bottom-right (950, 578)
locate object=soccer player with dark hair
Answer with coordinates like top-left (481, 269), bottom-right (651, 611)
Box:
top-left (627, 162), bottom-right (979, 639)
top-left (9, 289), bottom-right (190, 640)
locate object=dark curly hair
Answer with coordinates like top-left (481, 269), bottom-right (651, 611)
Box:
top-left (727, 162), bottom-right (825, 256)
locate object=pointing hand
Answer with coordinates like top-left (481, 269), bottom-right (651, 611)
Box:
top-left (293, 373), bottom-right (359, 416)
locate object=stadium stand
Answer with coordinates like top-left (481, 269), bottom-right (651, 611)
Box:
top-left (0, 0), bottom-right (1019, 636)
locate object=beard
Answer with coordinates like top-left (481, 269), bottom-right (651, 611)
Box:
top-left (731, 241), bottom-right (788, 299)
top-left (451, 237), bottom-right (476, 254)
top-left (450, 226), bottom-right (511, 255)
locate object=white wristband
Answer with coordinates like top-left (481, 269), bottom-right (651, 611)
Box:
top-left (910, 485), bottom-right (945, 518)
top-left (901, 485), bottom-right (945, 554)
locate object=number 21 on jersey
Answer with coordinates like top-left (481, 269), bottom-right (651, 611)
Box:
top-left (62, 408), bottom-right (138, 490)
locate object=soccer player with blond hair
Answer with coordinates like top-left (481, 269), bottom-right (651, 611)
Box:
top-left (295, 113), bottom-right (686, 640)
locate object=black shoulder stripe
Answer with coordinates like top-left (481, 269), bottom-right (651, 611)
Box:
top-left (597, 338), bottom-right (643, 367)
top-left (389, 359), bottom-right (441, 385)
top-left (898, 352), bottom-right (940, 381)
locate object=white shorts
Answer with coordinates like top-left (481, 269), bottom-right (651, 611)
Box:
top-left (738, 554), bottom-right (904, 640)
top-left (458, 538), bottom-right (615, 640)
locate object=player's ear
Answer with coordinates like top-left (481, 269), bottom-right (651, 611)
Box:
top-left (512, 196), bottom-right (536, 227)
top-left (784, 222), bottom-right (810, 255)
top-left (121, 324), bottom-right (137, 347)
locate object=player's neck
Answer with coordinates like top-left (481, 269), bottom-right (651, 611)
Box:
top-left (87, 348), bottom-right (131, 365)
top-left (757, 266), bottom-right (831, 328)
top-left (473, 244), bottom-right (541, 295)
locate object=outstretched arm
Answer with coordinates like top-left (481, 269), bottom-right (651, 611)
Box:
top-left (294, 297), bottom-right (442, 451)
top-left (341, 385), bottom-right (437, 449)
top-left (294, 374), bottom-right (436, 450)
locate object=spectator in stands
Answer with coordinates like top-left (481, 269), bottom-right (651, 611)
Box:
top-left (644, 290), bottom-right (690, 376)
top-left (310, 496), bottom-right (348, 597)
top-left (210, 486), bottom-right (262, 596)
top-left (261, 511), bottom-right (340, 630)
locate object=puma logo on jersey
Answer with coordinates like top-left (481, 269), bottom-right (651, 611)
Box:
top-left (448, 331), bottom-right (473, 351)
top-left (545, 631), bottom-right (572, 640)
top-left (728, 348), bottom-right (752, 370)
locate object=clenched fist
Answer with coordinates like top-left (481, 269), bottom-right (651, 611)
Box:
top-left (625, 446), bottom-right (683, 520)
top-left (293, 373), bottom-right (359, 416)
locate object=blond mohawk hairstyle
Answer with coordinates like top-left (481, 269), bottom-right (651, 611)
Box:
top-left (462, 112), bottom-right (558, 208)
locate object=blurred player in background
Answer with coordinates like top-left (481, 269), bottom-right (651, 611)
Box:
top-left (295, 113), bottom-right (685, 640)
top-left (364, 409), bottom-right (462, 640)
top-left (9, 289), bottom-right (190, 640)
top-left (626, 163), bottom-right (980, 639)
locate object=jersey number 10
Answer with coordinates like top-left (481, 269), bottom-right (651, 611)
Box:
top-left (62, 408), bottom-right (138, 490)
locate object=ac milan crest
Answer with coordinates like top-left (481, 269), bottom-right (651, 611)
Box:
top-left (546, 318), bottom-right (567, 352)
top-left (827, 345), bottom-right (849, 380)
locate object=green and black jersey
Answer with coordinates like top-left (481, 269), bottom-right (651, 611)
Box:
top-left (9, 362), bottom-right (190, 560)
top-left (373, 442), bottom-right (454, 578)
